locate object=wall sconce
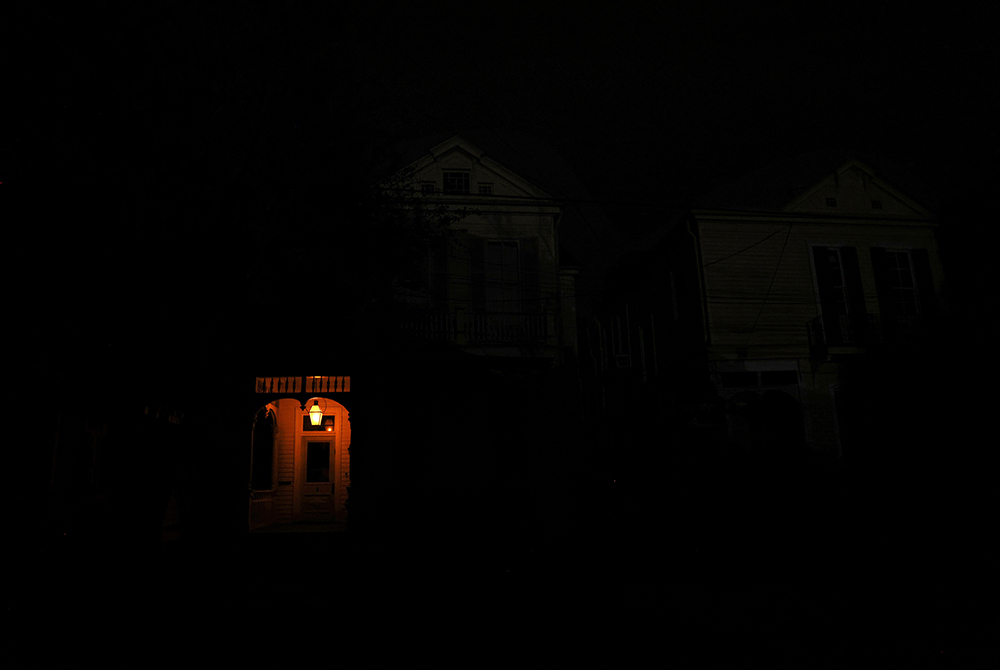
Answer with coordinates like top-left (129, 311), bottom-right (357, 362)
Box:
top-left (309, 400), bottom-right (323, 426)
top-left (323, 417), bottom-right (334, 432)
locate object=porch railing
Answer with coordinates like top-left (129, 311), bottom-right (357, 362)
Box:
top-left (255, 376), bottom-right (351, 394)
top-left (398, 311), bottom-right (458, 342)
top-left (250, 489), bottom-right (274, 530)
top-left (468, 312), bottom-right (550, 344)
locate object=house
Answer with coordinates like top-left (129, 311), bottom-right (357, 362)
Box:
top-left (593, 153), bottom-right (947, 469)
top-left (390, 134), bottom-right (580, 362)
top-left (244, 134), bottom-right (596, 535)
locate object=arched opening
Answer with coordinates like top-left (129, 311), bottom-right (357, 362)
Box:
top-left (249, 396), bottom-right (351, 532)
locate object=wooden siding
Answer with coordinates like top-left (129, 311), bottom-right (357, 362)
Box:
top-left (274, 398), bottom-right (297, 523)
top-left (337, 405), bottom-right (351, 515)
top-left (696, 215), bottom-right (943, 357)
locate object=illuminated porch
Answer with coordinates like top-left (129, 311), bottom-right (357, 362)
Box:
top-left (250, 376), bottom-right (352, 532)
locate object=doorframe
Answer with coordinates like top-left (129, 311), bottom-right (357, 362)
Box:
top-left (293, 413), bottom-right (341, 522)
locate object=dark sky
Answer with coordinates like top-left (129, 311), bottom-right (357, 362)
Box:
top-left (19, 3), bottom-right (996, 221)
top-left (331, 3), bottom-right (998, 212)
top-left (13, 2), bottom-right (997, 367)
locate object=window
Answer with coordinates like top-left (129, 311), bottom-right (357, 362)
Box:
top-left (811, 246), bottom-right (868, 345)
top-left (815, 248), bottom-right (850, 317)
top-left (442, 171), bottom-right (470, 194)
top-left (871, 199), bottom-right (882, 209)
top-left (872, 249), bottom-right (922, 316)
top-left (825, 197), bottom-right (837, 207)
top-left (305, 442), bottom-right (330, 483)
top-left (485, 241), bottom-right (520, 312)
top-left (303, 415), bottom-right (336, 432)
top-left (478, 183), bottom-right (493, 195)
top-left (421, 183), bottom-right (435, 195)
top-left (870, 247), bottom-right (936, 342)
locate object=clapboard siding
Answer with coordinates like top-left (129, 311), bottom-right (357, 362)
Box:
top-left (698, 217), bottom-right (944, 353)
top-left (337, 405), bottom-right (351, 515)
top-left (274, 398), bottom-right (298, 522)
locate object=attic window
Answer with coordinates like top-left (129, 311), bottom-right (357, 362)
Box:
top-left (871, 199), bottom-right (883, 209)
top-left (442, 171), bottom-right (470, 194)
top-left (421, 183), bottom-right (435, 195)
top-left (478, 183), bottom-right (494, 195)
top-left (825, 197), bottom-right (837, 208)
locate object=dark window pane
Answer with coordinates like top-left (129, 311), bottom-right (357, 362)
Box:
top-left (442, 171), bottom-right (470, 194)
top-left (306, 442), bottom-right (330, 482)
top-left (303, 415), bottom-right (336, 432)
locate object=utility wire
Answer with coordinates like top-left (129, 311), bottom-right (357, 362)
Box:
top-left (701, 225), bottom-right (791, 268)
top-left (743, 223), bottom-right (793, 347)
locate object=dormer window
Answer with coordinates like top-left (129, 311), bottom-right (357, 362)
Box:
top-left (442, 171), bottom-right (470, 194)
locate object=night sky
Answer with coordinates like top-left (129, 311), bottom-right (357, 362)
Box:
top-left (13, 3), bottom-right (998, 364)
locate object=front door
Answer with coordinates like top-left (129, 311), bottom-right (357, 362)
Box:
top-left (300, 437), bottom-right (336, 522)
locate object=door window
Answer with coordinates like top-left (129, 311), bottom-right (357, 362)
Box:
top-left (305, 442), bottom-right (330, 483)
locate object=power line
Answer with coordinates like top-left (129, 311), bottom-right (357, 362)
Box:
top-left (744, 223), bottom-right (793, 347)
top-left (700, 225), bottom-right (791, 268)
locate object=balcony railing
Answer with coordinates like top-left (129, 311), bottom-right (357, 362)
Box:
top-left (398, 311), bottom-right (458, 342)
top-left (255, 376), bottom-right (351, 394)
top-left (469, 313), bottom-right (550, 344)
top-left (399, 310), bottom-right (555, 346)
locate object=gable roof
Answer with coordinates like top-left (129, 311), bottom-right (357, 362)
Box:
top-left (406, 134), bottom-right (554, 200)
top-left (691, 150), bottom-right (938, 216)
top-left (375, 128), bottom-right (629, 314)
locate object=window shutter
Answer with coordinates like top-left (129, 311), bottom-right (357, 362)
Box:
top-left (869, 247), bottom-right (894, 316)
top-left (430, 241), bottom-right (449, 310)
top-left (840, 246), bottom-right (867, 316)
top-left (812, 246), bottom-right (838, 315)
top-left (910, 248), bottom-right (936, 315)
top-left (469, 237), bottom-right (486, 311)
top-left (519, 238), bottom-right (540, 314)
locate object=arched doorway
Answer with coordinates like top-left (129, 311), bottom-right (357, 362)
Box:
top-left (249, 396), bottom-right (352, 531)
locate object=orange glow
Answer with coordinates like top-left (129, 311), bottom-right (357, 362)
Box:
top-left (309, 400), bottom-right (323, 426)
